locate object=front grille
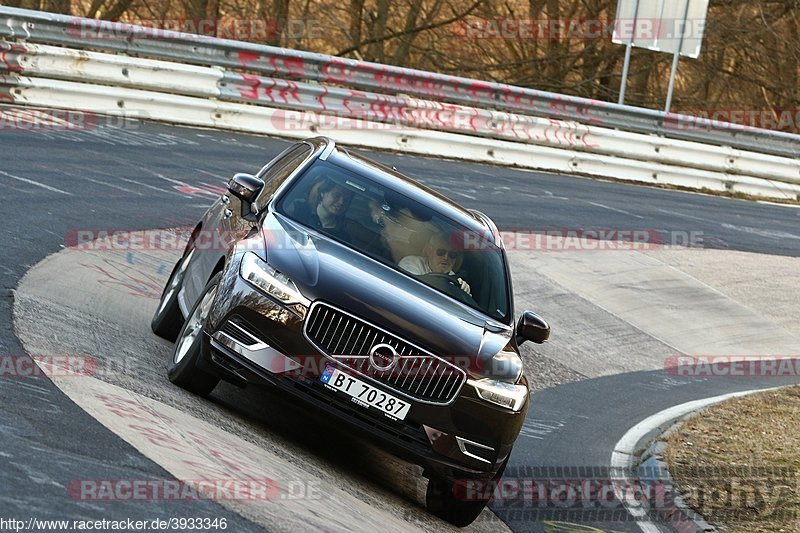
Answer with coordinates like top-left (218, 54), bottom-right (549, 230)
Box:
top-left (303, 303), bottom-right (466, 404)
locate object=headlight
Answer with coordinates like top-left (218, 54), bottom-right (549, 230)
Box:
top-left (468, 378), bottom-right (528, 412)
top-left (240, 252), bottom-right (309, 306)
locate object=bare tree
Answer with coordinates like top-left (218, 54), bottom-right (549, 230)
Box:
top-left (34, 0), bottom-right (800, 131)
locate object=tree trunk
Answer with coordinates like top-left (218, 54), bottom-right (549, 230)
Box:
top-left (629, 51), bottom-right (654, 106)
top-left (348, 0), bottom-right (365, 54)
top-left (42, 0), bottom-right (71, 14)
top-left (545, 0), bottom-right (560, 81)
top-left (103, 0), bottom-right (134, 21)
top-left (267, 0), bottom-right (290, 46)
top-left (86, 0), bottom-right (106, 18)
top-left (366, 0), bottom-right (390, 62)
top-left (527, 0), bottom-right (547, 76)
top-left (392, 0), bottom-right (423, 65)
top-left (186, 0), bottom-right (209, 20)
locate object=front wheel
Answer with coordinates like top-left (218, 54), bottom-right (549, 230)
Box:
top-left (167, 273), bottom-right (221, 396)
top-left (151, 247), bottom-right (195, 341)
top-left (426, 456), bottom-right (509, 527)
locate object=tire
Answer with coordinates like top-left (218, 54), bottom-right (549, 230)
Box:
top-left (167, 273), bottom-right (221, 396)
top-left (426, 455), bottom-right (509, 527)
top-left (151, 246), bottom-right (195, 341)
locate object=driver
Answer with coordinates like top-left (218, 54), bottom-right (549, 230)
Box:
top-left (398, 232), bottom-right (471, 295)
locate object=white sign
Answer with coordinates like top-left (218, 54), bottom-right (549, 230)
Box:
top-left (613, 0), bottom-right (709, 59)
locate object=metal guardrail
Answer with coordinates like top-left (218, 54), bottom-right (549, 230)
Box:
top-left (1, 45), bottom-right (799, 200)
top-left (8, 38), bottom-right (797, 187)
top-left (1, 6), bottom-right (799, 159)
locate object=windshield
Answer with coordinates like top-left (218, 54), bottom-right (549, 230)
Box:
top-left (275, 159), bottom-right (510, 322)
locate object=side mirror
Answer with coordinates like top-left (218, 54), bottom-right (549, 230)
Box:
top-left (516, 311), bottom-right (550, 345)
top-left (228, 173), bottom-right (264, 204)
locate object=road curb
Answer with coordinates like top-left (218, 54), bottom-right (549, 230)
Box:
top-left (610, 387), bottom-right (786, 532)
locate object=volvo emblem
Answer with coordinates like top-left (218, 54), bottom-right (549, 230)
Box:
top-left (369, 343), bottom-right (399, 372)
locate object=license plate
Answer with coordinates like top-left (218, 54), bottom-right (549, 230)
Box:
top-left (320, 364), bottom-right (410, 420)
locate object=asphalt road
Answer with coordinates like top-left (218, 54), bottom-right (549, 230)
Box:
top-left (495, 369), bottom-right (800, 531)
top-left (2, 109), bottom-right (799, 529)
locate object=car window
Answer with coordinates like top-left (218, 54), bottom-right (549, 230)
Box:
top-left (275, 159), bottom-right (510, 322)
top-left (255, 144), bottom-right (312, 210)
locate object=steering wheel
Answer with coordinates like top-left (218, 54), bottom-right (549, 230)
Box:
top-left (418, 272), bottom-right (476, 306)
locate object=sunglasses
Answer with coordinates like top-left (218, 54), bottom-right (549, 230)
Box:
top-left (435, 248), bottom-right (459, 260)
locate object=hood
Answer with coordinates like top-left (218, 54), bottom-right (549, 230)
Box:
top-left (261, 212), bottom-right (520, 381)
